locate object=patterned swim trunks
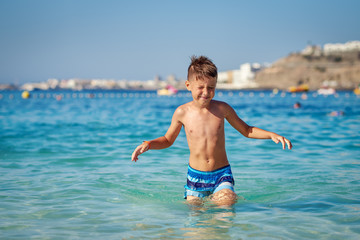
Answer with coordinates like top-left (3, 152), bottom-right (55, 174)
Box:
top-left (184, 164), bottom-right (235, 199)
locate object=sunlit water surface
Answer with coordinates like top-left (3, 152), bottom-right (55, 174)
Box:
top-left (1, 90), bottom-right (359, 239)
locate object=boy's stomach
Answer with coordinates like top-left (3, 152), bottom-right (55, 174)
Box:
top-left (188, 154), bottom-right (229, 172)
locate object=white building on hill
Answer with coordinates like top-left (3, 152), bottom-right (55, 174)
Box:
top-left (323, 41), bottom-right (360, 55)
top-left (217, 63), bottom-right (261, 89)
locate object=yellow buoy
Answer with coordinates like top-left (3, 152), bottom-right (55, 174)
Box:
top-left (22, 91), bottom-right (30, 99)
top-left (354, 88), bottom-right (360, 95)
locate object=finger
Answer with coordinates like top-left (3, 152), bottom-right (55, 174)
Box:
top-left (131, 152), bottom-right (137, 162)
top-left (131, 151), bottom-right (138, 161)
top-left (279, 137), bottom-right (285, 149)
top-left (132, 143), bottom-right (148, 162)
top-left (273, 137), bottom-right (279, 144)
top-left (131, 151), bottom-right (135, 161)
top-left (131, 146), bottom-right (141, 161)
top-left (286, 139), bottom-right (293, 150)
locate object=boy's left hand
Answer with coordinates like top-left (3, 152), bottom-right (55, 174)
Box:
top-left (271, 134), bottom-right (292, 150)
top-left (131, 142), bottom-right (150, 162)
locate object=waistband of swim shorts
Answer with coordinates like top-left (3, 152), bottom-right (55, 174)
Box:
top-left (188, 164), bottom-right (231, 175)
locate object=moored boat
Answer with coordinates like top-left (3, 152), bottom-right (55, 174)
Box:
top-left (157, 85), bottom-right (178, 96)
top-left (288, 84), bottom-right (309, 93)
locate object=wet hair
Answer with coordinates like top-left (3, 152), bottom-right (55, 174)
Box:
top-left (187, 56), bottom-right (217, 81)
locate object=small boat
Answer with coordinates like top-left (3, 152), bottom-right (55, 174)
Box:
top-left (288, 84), bottom-right (309, 93)
top-left (157, 85), bottom-right (178, 96)
top-left (317, 87), bottom-right (336, 95)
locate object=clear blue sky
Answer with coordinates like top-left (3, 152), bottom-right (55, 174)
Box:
top-left (1, 0), bottom-right (359, 84)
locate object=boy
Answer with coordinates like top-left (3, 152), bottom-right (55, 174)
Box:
top-left (131, 56), bottom-right (292, 206)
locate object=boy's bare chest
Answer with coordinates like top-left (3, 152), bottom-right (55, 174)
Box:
top-left (183, 112), bottom-right (224, 137)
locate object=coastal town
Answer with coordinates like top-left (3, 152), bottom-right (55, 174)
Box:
top-left (0, 63), bottom-right (265, 91)
top-left (1, 41), bottom-right (359, 92)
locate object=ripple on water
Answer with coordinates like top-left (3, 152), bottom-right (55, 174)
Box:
top-left (0, 90), bottom-right (359, 239)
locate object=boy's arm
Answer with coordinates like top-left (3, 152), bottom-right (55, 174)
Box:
top-left (131, 107), bottom-right (184, 162)
top-left (223, 103), bottom-right (292, 150)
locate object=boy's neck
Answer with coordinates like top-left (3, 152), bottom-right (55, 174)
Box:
top-left (191, 100), bottom-right (212, 110)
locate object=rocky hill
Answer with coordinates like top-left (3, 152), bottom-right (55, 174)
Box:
top-left (254, 51), bottom-right (360, 90)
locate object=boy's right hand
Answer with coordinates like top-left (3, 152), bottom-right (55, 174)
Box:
top-left (270, 134), bottom-right (292, 150)
top-left (131, 142), bottom-right (150, 162)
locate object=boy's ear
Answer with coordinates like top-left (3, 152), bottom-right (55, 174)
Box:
top-left (185, 80), bottom-right (191, 90)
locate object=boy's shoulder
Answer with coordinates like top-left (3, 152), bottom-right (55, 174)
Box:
top-left (210, 100), bottom-right (235, 117)
top-left (177, 101), bottom-right (192, 110)
top-left (210, 99), bottom-right (228, 106)
top-left (173, 102), bottom-right (191, 116)
top-left (210, 100), bottom-right (232, 109)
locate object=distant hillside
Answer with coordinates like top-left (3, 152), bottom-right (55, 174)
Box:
top-left (254, 51), bottom-right (360, 90)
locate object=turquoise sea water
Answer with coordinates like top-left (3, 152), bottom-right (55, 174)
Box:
top-left (1, 90), bottom-right (360, 239)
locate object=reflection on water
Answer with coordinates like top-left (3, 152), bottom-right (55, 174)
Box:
top-left (1, 90), bottom-right (359, 239)
top-left (183, 203), bottom-right (237, 240)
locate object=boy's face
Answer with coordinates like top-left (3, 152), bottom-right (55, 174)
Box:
top-left (185, 76), bottom-right (217, 107)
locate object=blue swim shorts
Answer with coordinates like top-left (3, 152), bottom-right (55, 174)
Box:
top-left (184, 165), bottom-right (235, 199)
